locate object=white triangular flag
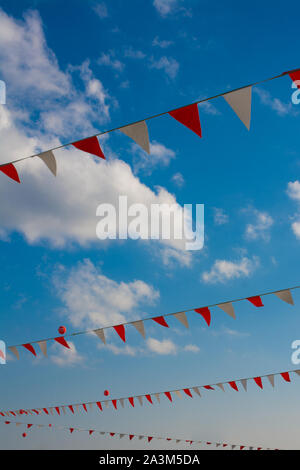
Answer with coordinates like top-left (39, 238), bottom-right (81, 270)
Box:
top-left (137, 396), bottom-right (143, 406)
top-left (94, 329), bottom-right (106, 344)
top-left (39, 151), bottom-right (57, 176)
top-left (76, 404), bottom-right (80, 412)
top-left (49, 408), bottom-right (54, 415)
top-left (131, 320), bottom-right (146, 339)
top-left (154, 393), bottom-right (160, 403)
top-left (217, 302), bottom-right (236, 319)
top-left (231, 445), bottom-right (236, 450)
top-left (217, 383), bottom-right (225, 392)
top-left (119, 398), bottom-right (125, 408)
top-left (120, 121), bottom-right (150, 154)
top-left (8, 346), bottom-right (19, 360)
top-left (192, 387), bottom-right (201, 397)
top-left (216, 443), bottom-right (221, 448)
top-left (62, 406), bottom-right (66, 415)
top-left (223, 86), bottom-right (252, 130)
top-left (15, 422), bottom-right (21, 427)
top-left (89, 403), bottom-right (93, 411)
top-left (174, 390), bottom-right (182, 399)
top-left (267, 374), bottom-right (275, 388)
top-left (274, 289), bottom-right (294, 305)
top-left (173, 311), bottom-right (189, 328)
top-left (37, 341), bottom-right (47, 357)
top-left (240, 379), bottom-right (248, 391)
top-left (294, 370), bottom-right (300, 377)
top-left (119, 433), bottom-right (125, 439)
top-left (104, 401), bottom-right (109, 408)
top-left (139, 435), bottom-right (144, 440)
top-left (176, 439), bottom-right (181, 443)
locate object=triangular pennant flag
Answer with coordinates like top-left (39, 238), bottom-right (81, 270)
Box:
top-left (54, 337), bottom-right (70, 349)
top-left (280, 372), bottom-right (291, 382)
top-left (137, 396), bottom-right (143, 406)
top-left (253, 376), bottom-right (263, 389)
top-left (203, 385), bottom-right (214, 390)
top-left (96, 402), bottom-right (102, 412)
top-left (247, 296), bottom-right (264, 307)
top-left (104, 401), bottom-right (109, 408)
top-left (94, 329), bottom-right (106, 344)
top-left (119, 399), bottom-right (125, 408)
top-left (223, 86), bottom-right (252, 130)
top-left (288, 69), bottom-right (300, 88)
top-left (274, 289), bottom-right (294, 305)
top-left (112, 399), bottom-right (117, 410)
top-left (69, 428), bottom-right (74, 434)
top-left (174, 390), bottom-right (182, 399)
top-left (169, 103), bottom-right (202, 137)
top-left (216, 383), bottom-right (225, 392)
top-left (145, 394), bottom-right (153, 404)
top-left (152, 316), bottom-right (169, 327)
top-left (69, 405), bottom-right (74, 414)
top-left (228, 381), bottom-right (239, 391)
top-left (27, 424), bottom-right (33, 429)
top-left (192, 387), bottom-right (201, 397)
top-left (183, 388), bottom-right (193, 398)
top-left (37, 341), bottom-right (47, 357)
top-left (43, 408), bottom-right (49, 415)
top-left (164, 391), bottom-right (172, 402)
top-left (55, 407), bottom-right (60, 415)
top-left (240, 446), bottom-right (245, 450)
top-left (154, 393), bottom-right (160, 403)
top-left (240, 379), bottom-right (248, 391)
top-left (138, 436), bottom-right (144, 440)
top-left (194, 307), bottom-right (211, 326)
top-left (128, 397), bottom-right (135, 407)
top-left (110, 432), bottom-right (115, 437)
top-left (62, 406), bottom-right (66, 415)
top-left (38, 151), bottom-right (57, 176)
top-left (231, 445), bottom-right (236, 450)
top-left (8, 346), bottom-right (19, 360)
top-left (120, 121), bottom-right (150, 154)
top-left (148, 436), bottom-right (153, 443)
top-left (217, 302), bottom-right (236, 319)
top-left (113, 324), bottom-right (126, 342)
top-left (89, 430), bottom-right (94, 436)
top-left (294, 370), bottom-right (300, 377)
top-left (0, 163), bottom-right (20, 183)
top-left (131, 320), bottom-right (145, 338)
top-left (89, 403), bottom-right (93, 411)
top-left (129, 435), bottom-right (134, 441)
top-left (119, 434), bottom-right (125, 439)
top-left (22, 344), bottom-right (36, 356)
top-left (173, 311), bottom-right (189, 328)
top-left (267, 375), bottom-right (275, 388)
top-left (72, 136), bottom-right (105, 159)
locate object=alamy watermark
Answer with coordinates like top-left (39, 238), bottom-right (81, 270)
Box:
top-left (0, 340), bottom-right (6, 365)
top-left (0, 80), bottom-right (6, 104)
top-left (96, 196), bottom-right (204, 251)
top-left (291, 81), bottom-right (300, 105)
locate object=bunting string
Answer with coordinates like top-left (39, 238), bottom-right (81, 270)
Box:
top-left (2, 367), bottom-right (299, 418)
top-left (1, 419), bottom-right (275, 450)
top-left (6, 285), bottom-right (298, 360)
top-left (1, 68), bottom-right (300, 183)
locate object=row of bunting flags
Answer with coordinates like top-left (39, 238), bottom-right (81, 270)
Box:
top-left (1, 368), bottom-right (299, 418)
top-left (0, 69), bottom-right (300, 184)
top-left (1, 420), bottom-right (276, 450)
top-left (7, 286), bottom-right (297, 360)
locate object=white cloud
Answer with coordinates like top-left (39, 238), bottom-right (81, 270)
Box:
top-left (183, 344), bottom-right (200, 353)
top-left (171, 172), bottom-right (185, 188)
top-left (124, 47), bottom-right (146, 59)
top-left (53, 259), bottom-right (159, 329)
top-left (50, 341), bottom-right (84, 367)
top-left (213, 208), bottom-right (228, 226)
top-left (105, 344), bottom-right (137, 356)
top-left (153, 0), bottom-right (177, 16)
top-left (198, 101), bottom-right (221, 115)
top-left (147, 337), bottom-right (177, 355)
top-left (291, 221), bottom-right (300, 239)
top-left (152, 36), bottom-right (174, 48)
top-left (254, 87), bottom-right (296, 116)
top-left (132, 140), bottom-right (176, 174)
top-left (287, 181), bottom-right (300, 202)
top-left (93, 2), bottom-right (108, 19)
top-left (97, 51), bottom-right (124, 72)
top-left (202, 256), bottom-right (260, 284)
top-left (149, 56), bottom-right (179, 79)
top-left (244, 208), bottom-right (273, 241)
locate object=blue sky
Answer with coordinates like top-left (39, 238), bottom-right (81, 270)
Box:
top-left (0, 0), bottom-right (300, 449)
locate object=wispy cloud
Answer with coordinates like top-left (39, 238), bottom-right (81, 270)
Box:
top-left (202, 255), bottom-right (260, 284)
top-left (254, 87), bottom-right (297, 116)
top-left (149, 56), bottom-right (179, 79)
top-left (97, 51), bottom-right (124, 72)
top-left (152, 36), bottom-right (174, 48)
top-left (243, 207), bottom-right (273, 242)
top-left (213, 208), bottom-right (228, 226)
top-left (50, 341), bottom-right (84, 367)
top-left (171, 172), bottom-right (185, 188)
top-left (93, 2), bottom-right (108, 19)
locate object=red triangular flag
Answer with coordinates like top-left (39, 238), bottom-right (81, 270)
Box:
top-left (0, 163), bottom-right (20, 183)
top-left (69, 405), bottom-right (74, 414)
top-left (164, 391), bottom-right (172, 402)
top-left (254, 376), bottom-right (263, 389)
top-left (223, 444), bottom-right (228, 448)
top-left (96, 402), bottom-right (103, 412)
top-left (152, 316), bottom-right (169, 327)
top-left (82, 403), bottom-right (87, 412)
top-left (203, 385), bottom-right (214, 390)
top-left (110, 432), bottom-right (115, 436)
top-left (194, 307), bottom-right (211, 326)
top-left (240, 446), bottom-right (245, 450)
top-left (72, 136), bottom-right (105, 159)
top-left (54, 336), bottom-right (70, 349)
top-left (247, 296), bottom-right (264, 307)
top-left (112, 399), bottom-right (117, 410)
top-left (43, 408), bottom-right (49, 415)
top-left (69, 428), bottom-right (74, 434)
top-left (145, 394), bottom-right (153, 404)
top-left (228, 381), bottom-right (239, 391)
top-left (129, 434), bottom-right (134, 440)
top-left (89, 430), bottom-right (94, 435)
top-left (128, 397), bottom-right (135, 407)
top-left (289, 69), bottom-right (300, 88)
top-left (113, 325), bottom-right (126, 342)
top-left (55, 407), bottom-right (60, 415)
top-left (22, 344), bottom-right (36, 356)
top-left (148, 436), bottom-right (153, 443)
top-left (169, 103), bottom-right (202, 137)
top-left (280, 372), bottom-right (291, 382)
top-left (183, 388), bottom-right (193, 398)
top-left (27, 424), bottom-right (33, 429)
